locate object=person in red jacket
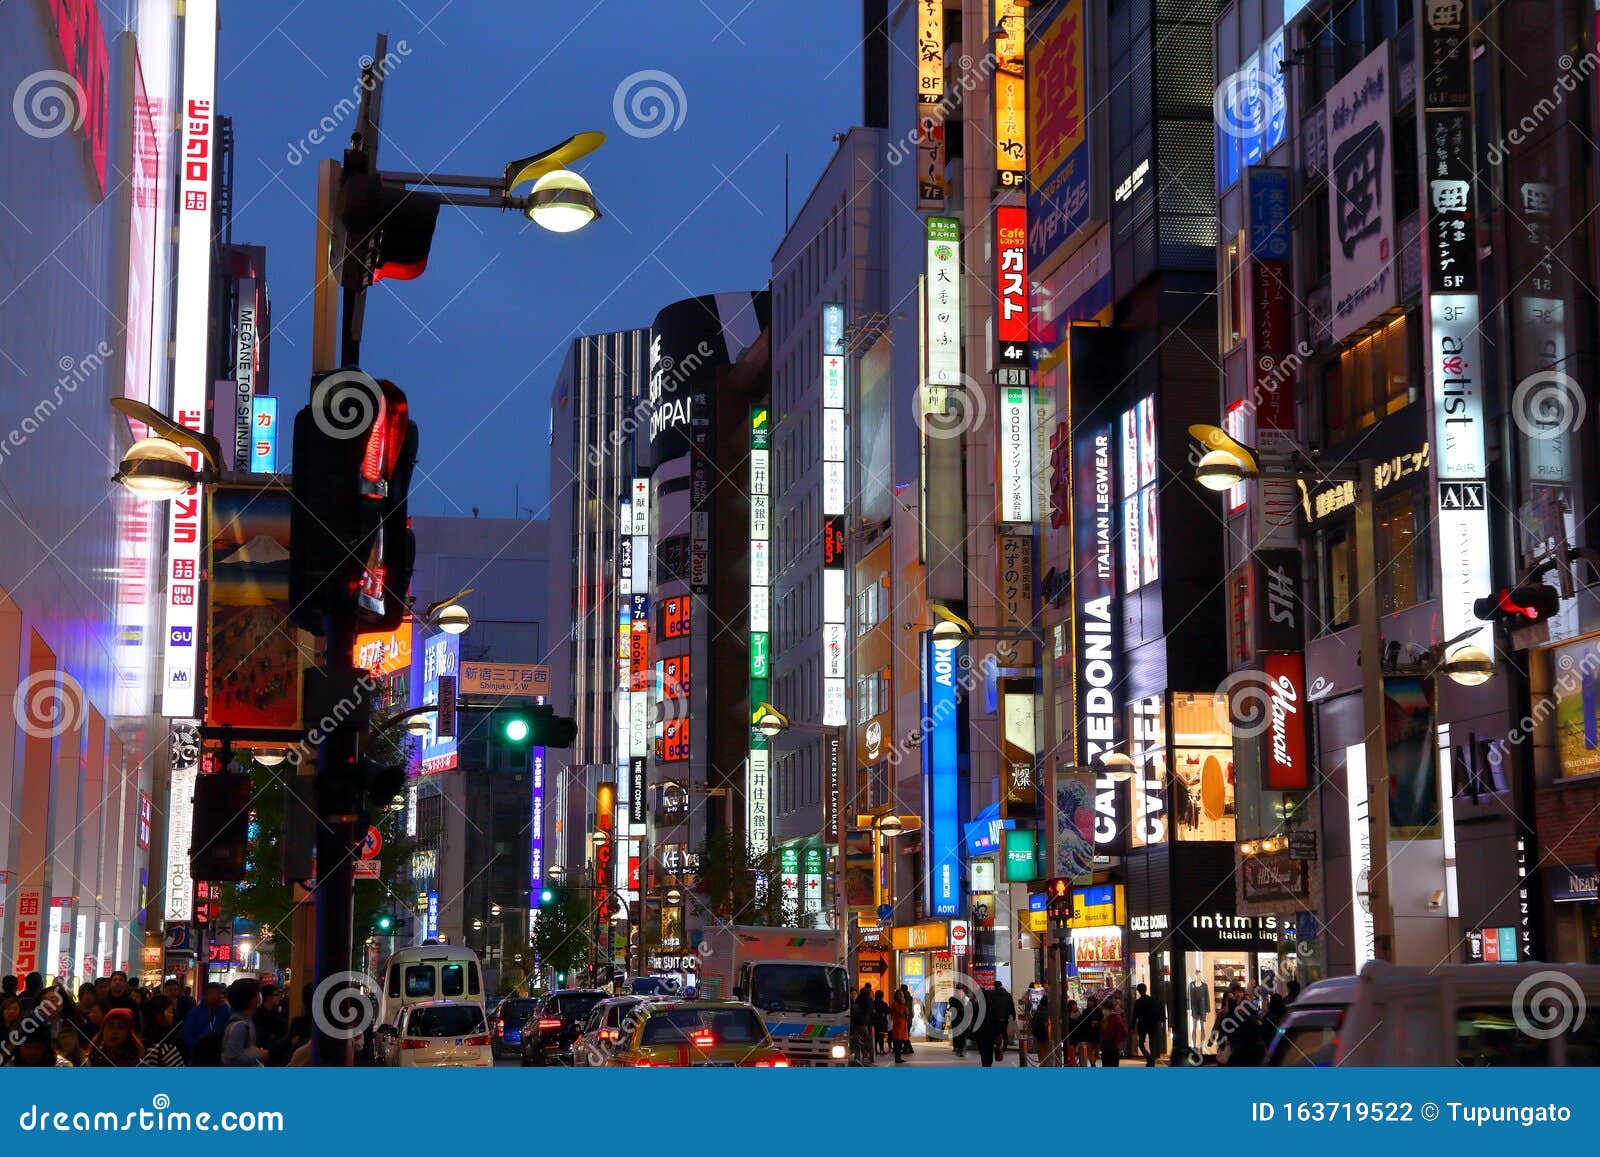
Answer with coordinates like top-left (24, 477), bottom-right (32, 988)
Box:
top-left (1099, 994), bottom-right (1129, 1067)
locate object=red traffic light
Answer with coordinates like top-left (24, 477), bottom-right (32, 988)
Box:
top-left (1473, 585), bottom-right (1560, 624)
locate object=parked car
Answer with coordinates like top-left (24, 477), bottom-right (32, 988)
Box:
top-left (1334, 961), bottom-right (1600, 1065)
top-left (1266, 975), bottom-right (1358, 1066)
top-left (382, 1000), bottom-right (492, 1068)
top-left (519, 989), bottom-right (610, 1066)
top-left (573, 996), bottom-right (647, 1067)
top-left (605, 1000), bottom-right (791, 1067)
top-left (490, 996), bottom-right (540, 1060)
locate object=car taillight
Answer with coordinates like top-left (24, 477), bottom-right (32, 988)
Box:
top-left (599, 1029), bottom-right (619, 1042)
top-left (401, 1039), bottom-right (430, 1049)
top-left (462, 1035), bottom-right (490, 1047)
top-left (495, 1021), bottom-right (504, 1036)
top-left (631, 1058), bottom-right (654, 1067)
top-left (690, 1030), bottom-right (715, 1048)
top-left (538, 1017), bottom-right (563, 1029)
top-left (747, 1058), bottom-right (790, 1067)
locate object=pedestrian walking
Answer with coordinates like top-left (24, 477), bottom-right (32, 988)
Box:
top-left (1063, 999), bottom-right (1086, 1066)
top-left (850, 984), bottom-right (876, 1066)
top-left (1099, 995), bottom-right (1128, 1067)
top-left (88, 1007), bottom-right (145, 1066)
top-left (990, 981), bottom-right (1016, 1060)
top-left (1029, 999), bottom-right (1051, 1066)
top-left (0, 996), bottom-right (23, 1066)
top-left (5, 1023), bottom-right (70, 1067)
top-left (140, 996), bottom-right (188, 1067)
top-left (890, 985), bottom-right (912, 1063)
top-left (182, 982), bottom-right (230, 1060)
top-left (871, 990), bottom-right (891, 1055)
top-left (1132, 982), bottom-right (1165, 1066)
top-left (221, 978), bottom-right (269, 1066)
top-left (947, 992), bottom-right (966, 1057)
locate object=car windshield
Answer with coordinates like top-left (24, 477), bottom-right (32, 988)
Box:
top-left (1268, 1009), bottom-right (1344, 1066)
top-left (498, 999), bottom-right (537, 1021)
top-left (641, 1008), bottom-right (766, 1045)
top-left (556, 993), bottom-right (606, 1019)
top-left (407, 1006), bottom-right (485, 1037)
top-left (750, 964), bottom-right (850, 1015)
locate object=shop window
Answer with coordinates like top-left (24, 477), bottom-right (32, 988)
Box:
top-left (1169, 693), bottom-right (1234, 843)
top-left (1376, 488), bottom-right (1428, 614)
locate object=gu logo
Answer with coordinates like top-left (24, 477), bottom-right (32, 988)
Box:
top-left (1426, 0), bottom-right (1465, 31)
top-left (1431, 179), bottom-right (1469, 213)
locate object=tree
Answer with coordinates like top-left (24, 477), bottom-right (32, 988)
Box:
top-left (694, 830), bottom-right (792, 927)
top-left (530, 885), bottom-right (595, 986)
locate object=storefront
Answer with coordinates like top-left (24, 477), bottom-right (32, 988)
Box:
top-left (889, 920), bottom-right (951, 1038)
top-left (1063, 883), bottom-right (1125, 1001)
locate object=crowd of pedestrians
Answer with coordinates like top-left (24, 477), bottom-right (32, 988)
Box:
top-left (0, 970), bottom-right (310, 1068)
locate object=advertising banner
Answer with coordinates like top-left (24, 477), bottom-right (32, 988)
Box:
top-left (1261, 651), bottom-right (1309, 790)
top-left (923, 636), bottom-right (962, 917)
top-left (1325, 44), bottom-right (1396, 341)
top-left (1027, 0), bottom-right (1089, 271)
top-left (205, 484), bottom-right (299, 730)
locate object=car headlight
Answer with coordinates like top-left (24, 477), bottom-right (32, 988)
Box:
top-left (830, 1043), bottom-right (847, 1059)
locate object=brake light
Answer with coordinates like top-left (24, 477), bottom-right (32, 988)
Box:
top-left (690, 1030), bottom-right (715, 1048)
top-left (631, 1058), bottom-right (654, 1067)
top-left (462, 1035), bottom-right (490, 1047)
top-left (495, 1021), bottom-right (504, 1036)
top-left (400, 1039), bottom-right (430, 1049)
top-left (748, 1058), bottom-right (790, 1067)
top-left (537, 1017), bottom-right (563, 1029)
top-left (599, 1029), bottom-right (619, 1042)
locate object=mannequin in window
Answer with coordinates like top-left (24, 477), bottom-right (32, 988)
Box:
top-left (1188, 978), bottom-right (1210, 1050)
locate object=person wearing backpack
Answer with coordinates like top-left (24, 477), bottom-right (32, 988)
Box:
top-left (183, 983), bottom-right (230, 1063)
top-left (221, 979), bottom-right (269, 1066)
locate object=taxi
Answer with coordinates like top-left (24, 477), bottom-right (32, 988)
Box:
top-left (605, 1000), bottom-right (791, 1067)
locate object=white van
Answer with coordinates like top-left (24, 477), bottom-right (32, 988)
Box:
top-left (1334, 960), bottom-right (1600, 1065)
top-left (379, 943), bottom-right (487, 1030)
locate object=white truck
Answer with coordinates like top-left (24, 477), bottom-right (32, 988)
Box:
top-left (695, 925), bottom-right (851, 1065)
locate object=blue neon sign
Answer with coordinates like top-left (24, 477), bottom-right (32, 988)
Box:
top-left (924, 635), bottom-right (962, 918)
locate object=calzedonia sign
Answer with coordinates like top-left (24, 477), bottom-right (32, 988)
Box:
top-left (1073, 420), bottom-right (1123, 854)
top-left (1261, 651), bottom-right (1308, 791)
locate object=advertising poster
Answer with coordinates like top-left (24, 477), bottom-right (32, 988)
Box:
top-left (1027, 0), bottom-right (1089, 270)
top-left (205, 484), bottom-right (299, 730)
top-left (923, 635), bottom-right (962, 918)
top-left (1385, 676), bottom-right (1438, 839)
top-left (1052, 770), bottom-right (1097, 882)
top-left (417, 632), bottom-right (460, 775)
top-left (1325, 44), bottom-right (1396, 341)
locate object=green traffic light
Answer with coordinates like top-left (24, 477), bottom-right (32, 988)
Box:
top-left (375, 914), bottom-right (394, 932)
top-left (503, 716), bottom-right (531, 743)
top-left (539, 889), bottom-right (554, 905)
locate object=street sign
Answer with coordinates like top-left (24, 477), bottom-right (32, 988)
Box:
top-left (1288, 829), bottom-right (1317, 861)
top-left (360, 826), bottom-right (383, 860)
top-left (353, 860), bottom-right (381, 881)
top-left (951, 919), bottom-right (970, 956)
top-left (876, 903), bottom-right (894, 922)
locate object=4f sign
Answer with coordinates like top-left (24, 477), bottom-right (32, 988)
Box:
top-left (994, 205), bottom-right (1029, 366)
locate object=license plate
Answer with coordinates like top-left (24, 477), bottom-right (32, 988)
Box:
top-left (690, 1061), bottom-right (734, 1067)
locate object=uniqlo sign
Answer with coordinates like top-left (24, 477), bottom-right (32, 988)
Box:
top-left (1261, 652), bottom-right (1308, 791)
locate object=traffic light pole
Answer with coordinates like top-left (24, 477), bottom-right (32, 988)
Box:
top-left (313, 613), bottom-right (362, 1066)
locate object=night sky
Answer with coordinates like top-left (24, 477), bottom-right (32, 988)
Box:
top-left (220, 0), bottom-right (863, 518)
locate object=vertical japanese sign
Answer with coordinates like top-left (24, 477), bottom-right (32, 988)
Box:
top-left (916, 0), bottom-right (947, 210)
top-left (417, 632), bottom-right (460, 774)
top-left (1418, 6), bottom-right (1492, 669)
top-left (994, 0), bottom-right (1028, 189)
top-left (12, 887), bottom-right (44, 978)
top-left (163, 0), bottom-right (217, 719)
top-left (234, 278), bottom-right (258, 468)
top-left (924, 218), bottom-right (962, 405)
top-left (1026, 0), bottom-right (1088, 269)
top-left (822, 305), bottom-right (849, 728)
top-left (249, 396), bottom-right (279, 472)
top-left (995, 204), bottom-right (1030, 369)
top-left (1245, 165), bottom-right (1298, 556)
top-left (749, 405), bottom-right (772, 852)
top-left (1325, 44), bottom-right (1395, 342)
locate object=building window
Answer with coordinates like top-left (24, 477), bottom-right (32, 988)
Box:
top-left (1323, 529), bottom-right (1354, 631)
top-left (1119, 396), bottom-right (1159, 590)
top-left (1376, 487), bottom-right (1428, 614)
top-left (1324, 313), bottom-right (1413, 443)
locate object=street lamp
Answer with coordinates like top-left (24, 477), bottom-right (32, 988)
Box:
top-left (109, 398), bottom-right (222, 500)
top-left (752, 701), bottom-right (791, 739)
top-left (1439, 646), bottom-right (1494, 686)
top-left (527, 169), bottom-right (599, 233)
top-left (928, 602), bottom-right (976, 650)
top-left (422, 589), bottom-right (475, 635)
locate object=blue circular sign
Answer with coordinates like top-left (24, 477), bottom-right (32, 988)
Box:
top-left (876, 904), bottom-right (893, 922)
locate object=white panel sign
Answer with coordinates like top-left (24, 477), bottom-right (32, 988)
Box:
top-left (163, 741), bottom-right (199, 922)
top-left (751, 539), bottom-right (770, 587)
top-left (1438, 486), bottom-right (1494, 661)
top-left (824, 624), bottom-right (848, 679)
top-left (630, 689), bottom-right (649, 758)
top-left (163, 0), bottom-right (218, 718)
top-left (998, 386), bottom-right (1032, 523)
top-left (1429, 294), bottom-right (1486, 479)
top-left (926, 220), bottom-right (963, 387)
top-left (1325, 45), bottom-right (1396, 342)
top-left (632, 479), bottom-right (651, 536)
top-left (824, 408), bottom-right (846, 463)
top-left (750, 493), bottom-right (770, 542)
top-left (823, 679), bottom-right (849, 727)
top-left (750, 586), bottom-right (770, 633)
top-left (751, 448), bottom-right (770, 495)
top-left (748, 749), bottom-right (771, 852)
top-left (823, 355), bottom-right (846, 408)
top-left (823, 568), bottom-right (847, 623)
top-left (823, 461), bottom-right (846, 516)
top-left (1345, 744), bottom-right (1376, 968)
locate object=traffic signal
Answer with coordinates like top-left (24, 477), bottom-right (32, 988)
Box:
top-left (1473, 585), bottom-right (1560, 625)
top-left (190, 771), bottom-right (253, 882)
top-left (538, 888), bottom-right (554, 906)
top-left (373, 912), bottom-right (395, 934)
top-left (493, 704), bottom-right (578, 749)
top-left (290, 372), bottom-right (417, 633)
top-left (335, 162), bottom-right (442, 288)
top-left (358, 757), bottom-right (408, 817)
